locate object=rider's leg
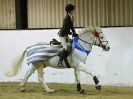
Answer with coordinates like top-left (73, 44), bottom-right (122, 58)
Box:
top-left (58, 36), bottom-right (68, 66)
top-left (59, 36), bottom-right (67, 50)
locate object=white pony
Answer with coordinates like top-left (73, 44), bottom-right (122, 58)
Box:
top-left (6, 26), bottom-right (110, 94)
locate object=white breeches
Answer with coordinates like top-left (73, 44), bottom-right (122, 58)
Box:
top-left (59, 36), bottom-right (68, 51)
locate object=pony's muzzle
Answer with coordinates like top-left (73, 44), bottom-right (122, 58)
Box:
top-left (103, 45), bottom-right (110, 51)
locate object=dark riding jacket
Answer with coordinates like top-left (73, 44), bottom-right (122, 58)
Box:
top-left (58, 14), bottom-right (76, 37)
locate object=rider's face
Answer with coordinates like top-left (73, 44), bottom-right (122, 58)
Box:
top-left (70, 10), bottom-right (75, 15)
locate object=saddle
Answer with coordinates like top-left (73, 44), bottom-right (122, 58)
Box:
top-left (50, 39), bottom-right (61, 45)
top-left (50, 38), bottom-right (72, 68)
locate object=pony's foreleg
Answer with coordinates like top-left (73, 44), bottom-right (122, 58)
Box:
top-left (20, 64), bottom-right (36, 92)
top-left (36, 63), bottom-right (55, 93)
top-left (78, 62), bottom-right (101, 91)
top-left (74, 67), bottom-right (85, 94)
top-left (78, 62), bottom-right (96, 77)
top-left (74, 67), bottom-right (81, 91)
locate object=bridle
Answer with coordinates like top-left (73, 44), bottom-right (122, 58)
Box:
top-left (76, 31), bottom-right (108, 53)
top-left (92, 32), bottom-right (108, 49)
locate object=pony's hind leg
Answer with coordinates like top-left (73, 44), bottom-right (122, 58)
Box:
top-left (34, 62), bottom-right (55, 93)
top-left (78, 62), bottom-right (101, 91)
top-left (20, 64), bottom-right (36, 92)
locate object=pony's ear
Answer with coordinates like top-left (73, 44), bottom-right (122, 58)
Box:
top-left (95, 27), bottom-right (102, 33)
top-left (85, 26), bottom-right (95, 32)
top-left (77, 30), bottom-right (83, 35)
top-left (84, 26), bottom-right (102, 32)
top-left (80, 26), bottom-right (102, 35)
top-left (79, 29), bottom-right (88, 35)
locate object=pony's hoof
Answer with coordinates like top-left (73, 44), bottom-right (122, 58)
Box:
top-left (78, 89), bottom-right (86, 94)
top-left (95, 85), bottom-right (101, 91)
top-left (20, 87), bottom-right (25, 92)
top-left (47, 89), bottom-right (55, 93)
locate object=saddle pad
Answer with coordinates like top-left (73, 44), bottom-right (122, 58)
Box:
top-left (26, 43), bottom-right (62, 64)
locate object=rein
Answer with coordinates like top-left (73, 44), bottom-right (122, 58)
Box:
top-left (78, 38), bottom-right (93, 45)
top-left (73, 32), bottom-right (95, 55)
top-left (73, 32), bottom-right (108, 54)
top-left (77, 40), bottom-right (92, 55)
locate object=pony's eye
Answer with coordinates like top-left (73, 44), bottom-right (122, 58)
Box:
top-left (100, 37), bottom-right (103, 39)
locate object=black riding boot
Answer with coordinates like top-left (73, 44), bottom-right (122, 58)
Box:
top-left (58, 49), bottom-right (67, 67)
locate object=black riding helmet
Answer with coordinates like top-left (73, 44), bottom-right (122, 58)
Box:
top-left (65, 4), bottom-right (75, 13)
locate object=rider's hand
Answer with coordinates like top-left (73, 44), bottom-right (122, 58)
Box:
top-left (69, 32), bottom-right (73, 35)
top-left (72, 33), bottom-right (78, 37)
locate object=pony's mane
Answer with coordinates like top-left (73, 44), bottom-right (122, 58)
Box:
top-left (79, 26), bottom-right (102, 35)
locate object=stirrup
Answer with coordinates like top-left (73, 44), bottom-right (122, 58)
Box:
top-left (58, 61), bottom-right (64, 67)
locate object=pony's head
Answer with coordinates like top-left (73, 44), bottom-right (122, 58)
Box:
top-left (79, 26), bottom-right (110, 51)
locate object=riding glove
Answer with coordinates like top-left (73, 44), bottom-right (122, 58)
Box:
top-left (72, 33), bottom-right (78, 37)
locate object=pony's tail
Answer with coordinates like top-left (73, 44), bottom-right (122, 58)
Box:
top-left (5, 50), bottom-right (26, 77)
